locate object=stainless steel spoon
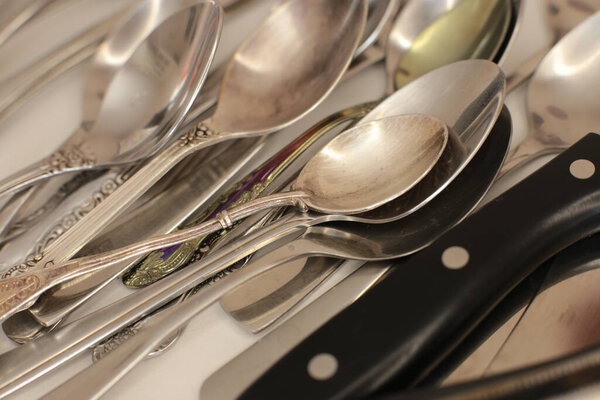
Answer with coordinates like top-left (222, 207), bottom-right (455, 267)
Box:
top-left (0, 0), bottom-right (222, 197)
top-left (500, 11), bottom-right (600, 174)
top-left (40, 107), bottom-right (512, 400)
top-left (0, 114), bottom-right (448, 323)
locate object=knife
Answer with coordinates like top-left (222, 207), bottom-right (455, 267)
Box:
top-left (236, 132), bottom-right (600, 400)
top-left (447, 232), bottom-right (600, 384)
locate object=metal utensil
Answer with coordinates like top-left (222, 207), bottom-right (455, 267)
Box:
top-left (19, 103), bottom-right (372, 349)
top-left (4, 0), bottom-right (366, 330)
top-left (0, 114), bottom-right (448, 322)
top-left (0, 0), bottom-right (394, 246)
top-left (98, 58), bottom-right (502, 349)
top-left (2, 0), bottom-right (394, 340)
top-left (383, 0), bottom-right (511, 94)
top-left (233, 132), bottom-right (600, 400)
top-left (500, 11), bottom-right (600, 174)
top-left (0, 0), bottom-right (221, 197)
top-left (200, 105), bottom-right (511, 400)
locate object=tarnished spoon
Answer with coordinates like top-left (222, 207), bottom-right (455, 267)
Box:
top-left (500, 11), bottom-right (600, 174)
top-left (0, 114), bottom-right (447, 323)
top-left (383, 0), bottom-right (511, 93)
top-left (0, 0), bottom-right (221, 197)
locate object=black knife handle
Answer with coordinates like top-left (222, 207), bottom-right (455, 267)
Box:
top-left (239, 133), bottom-right (600, 400)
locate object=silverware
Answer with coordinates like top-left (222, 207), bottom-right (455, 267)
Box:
top-left (229, 131), bottom-right (600, 400)
top-left (0, 114), bottom-right (448, 322)
top-left (0, 59), bottom-right (504, 397)
top-left (500, 11), bottom-right (600, 174)
top-left (0, 0), bottom-right (222, 197)
top-left (384, 0), bottom-right (511, 93)
top-left (38, 109), bottom-right (511, 399)
top-left (2, 0), bottom-right (389, 339)
top-left (0, 139), bottom-right (258, 342)
top-left (7, 103), bottom-right (372, 345)
top-left (200, 107), bottom-right (511, 399)
top-left (2, 0), bottom-right (366, 331)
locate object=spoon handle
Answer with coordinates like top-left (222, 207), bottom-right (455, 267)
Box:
top-left (0, 189), bottom-right (307, 322)
top-left (0, 214), bottom-right (311, 398)
top-left (0, 143), bottom-right (102, 197)
top-left (40, 231), bottom-right (321, 400)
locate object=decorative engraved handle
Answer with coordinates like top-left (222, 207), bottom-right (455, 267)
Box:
top-left (0, 144), bottom-right (98, 197)
top-left (124, 101), bottom-right (377, 287)
top-left (0, 191), bottom-right (308, 322)
top-left (0, 275), bottom-right (41, 315)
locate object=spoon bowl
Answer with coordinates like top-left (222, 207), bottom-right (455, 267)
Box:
top-left (500, 11), bottom-right (600, 173)
top-left (0, 0), bottom-right (222, 196)
top-left (206, 0), bottom-right (368, 135)
top-left (294, 115), bottom-right (447, 214)
top-left (384, 0), bottom-right (512, 92)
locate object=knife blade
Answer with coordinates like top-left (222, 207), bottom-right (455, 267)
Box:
top-left (236, 132), bottom-right (600, 400)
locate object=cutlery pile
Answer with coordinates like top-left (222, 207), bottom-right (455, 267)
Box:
top-left (0, 0), bottom-right (598, 399)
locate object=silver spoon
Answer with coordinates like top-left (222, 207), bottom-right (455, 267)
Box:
top-left (0, 0), bottom-right (222, 197)
top-left (500, 11), bottom-right (600, 174)
top-left (41, 107), bottom-right (512, 400)
top-left (0, 114), bottom-right (448, 323)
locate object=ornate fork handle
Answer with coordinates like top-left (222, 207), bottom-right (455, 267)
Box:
top-left (0, 191), bottom-right (308, 322)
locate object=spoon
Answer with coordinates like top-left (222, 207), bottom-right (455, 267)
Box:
top-left (382, 0), bottom-right (511, 94)
top-left (40, 107), bottom-right (512, 400)
top-left (0, 0), bottom-right (222, 197)
top-left (0, 114), bottom-right (448, 323)
top-left (500, 11), bottom-right (600, 174)
top-left (2, 0), bottom-right (367, 324)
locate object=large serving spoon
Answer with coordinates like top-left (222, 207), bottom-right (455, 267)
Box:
top-left (499, 11), bottom-right (600, 174)
top-left (0, 0), bottom-right (367, 318)
top-left (40, 107), bottom-right (512, 400)
top-left (0, 114), bottom-right (447, 323)
top-left (0, 0), bottom-right (222, 197)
